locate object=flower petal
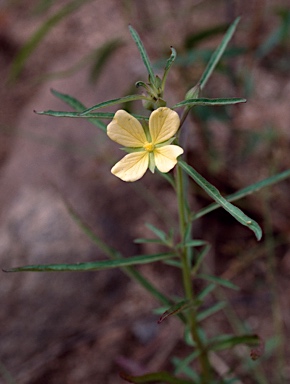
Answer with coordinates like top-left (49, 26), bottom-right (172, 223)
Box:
top-left (154, 145), bottom-right (183, 173)
top-left (149, 107), bottom-right (180, 144)
top-left (107, 110), bottom-right (147, 147)
top-left (111, 151), bottom-right (149, 182)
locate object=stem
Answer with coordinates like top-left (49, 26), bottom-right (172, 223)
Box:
top-left (175, 163), bottom-right (211, 382)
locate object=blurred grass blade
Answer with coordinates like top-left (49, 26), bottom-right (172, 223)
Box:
top-left (129, 25), bottom-right (156, 84)
top-left (90, 39), bottom-right (124, 83)
top-left (161, 47), bottom-right (177, 91)
top-left (9, 0), bottom-right (90, 81)
top-left (185, 23), bottom-right (229, 48)
top-left (4, 252), bottom-right (175, 272)
top-left (120, 370), bottom-right (195, 384)
top-left (194, 168), bottom-right (290, 219)
top-left (80, 94), bottom-right (149, 115)
top-left (35, 39), bottom-right (123, 84)
top-left (197, 301), bottom-right (227, 322)
top-left (196, 283), bottom-right (216, 301)
top-left (209, 334), bottom-right (260, 351)
top-left (197, 274), bottom-right (239, 290)
top-left (172, 97), bottom-right (246, 109)
top-left (199, 17), bottom-right (240, 90)
top-left (179, 161), bottom-right (262, 241)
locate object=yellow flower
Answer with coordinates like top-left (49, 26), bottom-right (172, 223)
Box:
top-left (107, 107), bottom-right (184, 182)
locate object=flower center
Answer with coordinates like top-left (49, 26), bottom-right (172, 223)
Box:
top-left (143, 141), bottom-right (155, 152)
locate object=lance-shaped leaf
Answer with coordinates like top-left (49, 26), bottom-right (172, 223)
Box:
top-left (80, 94), bottom-right (149, 115)
top-left (197, 274), bottom-right (239, 291)
top-left (208, 334), bottom-right (261, 352)
top-left (179, 161), bottom-right (262, 241)
top-left (158, 299), bottom-right (198, 324)
top-left (120, 370), bottom-right (195, 384)
top-left (199, 17), bottom-right (240, 90)
top-left (129, 25), bottom-right (156, 85)
top-left (194, 168), bottom-right (290, 220)
top-left (50, 88), bottom-right (106, 131)
top-left (161, 47), bottom-right (177, 91)
top-left (4, 252), bottom-right (175, 273)
top-left (172, 97), bottom-right (246, 109)
top-left (35, 110), bottom-right (149, 121)
top-left (197, 301), bottom-right (227, 322)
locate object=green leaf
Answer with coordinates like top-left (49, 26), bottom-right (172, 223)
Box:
top-left (172, 356), bottom-right (200, 380)
top-left (197, 301), bottom-right (227, 322)
top-left (80, 94), bottom-right (149, 115)
top-left (120, 370), bottom-right (195, 384)
top-left (192, 244), bottom-right (211, 275)
top-left (179, 161), bottom-right (262, 241)
top-left (179, 239), bottom-right (207, 248)
top-left (134, 238), bottom-right (166, 244)
top-left (9, 0), bottom-right (90, 81)
top-left (197, 273), bottom-right (239, 290)
top-left (199, 17), bottom-right (240, 90)
top-left (209, 334), bottom-right (260, 351)
top-left (158, 300), bottom-right (197, 323)
top-left (196, 283), bottom-right (216, 301)
top-left (35, 108), bottom-right (149, 123)
top-left (194, 168), bottom-right (290, 220)
top-left (4, 252), bottom-right (175, 273)
top-left (172, 97), bottom-right (246, 109)
top-left (50, 89), bottom-right (107, 131)
top-left (146, 223), bottom-right (171, 245)
top-left (128, 25), bottom-right (156, 85)
top-left (161, 47), bottom-right (177, 91)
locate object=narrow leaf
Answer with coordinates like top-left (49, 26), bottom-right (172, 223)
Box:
top-left (172, 97), bottom-right (246, 109)
top-left (194, 168), bottom-right (290, 219)
top-left (197, 273), bottom-right (239, 290)
top-left (35, 108), bottom-right (149, 122)
top-left (179, 239), bottom-right (207, 248)
top-left (129, 25), bottom-right (156, 84)
top-left (80, 94), bottom-right (149, 115)
top-left (158, 300), bottom-right (196, 324)
top-left (197, 301), bottom-right (227, 322)
top-left (120, 370), bottom-right (195, 384)
top-left (199, 17), bottom-right (240, 90)
top-left (50, 89), bottom-right (106, 131)
top-left (209, 334), bottom-right (260, 351)
top-left (196, 283), bottom-right (216, 301)
top-left (146, 223), bottom-right (168, 243)
top-left (161, 47), bottom-right (177, 91)
top-left (179, 161), bottom-right (262, 240)
top-left (4, 253), bottom-right (176, 273)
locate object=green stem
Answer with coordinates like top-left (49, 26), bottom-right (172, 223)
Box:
top-left (175, 163), bottom-right (211, 383)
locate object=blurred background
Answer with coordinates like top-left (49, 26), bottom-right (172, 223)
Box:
top-left (0, 0), bottom-right (290, 383)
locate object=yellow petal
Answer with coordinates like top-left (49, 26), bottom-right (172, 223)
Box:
top-left (107, 110), bottom-right (147, 147)
top-left (149, 107), bottom-right (180, 144)
top-left (154, 145), bottom-right (183, 173)
top-left (111, 151), bottom-right (149, 182)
